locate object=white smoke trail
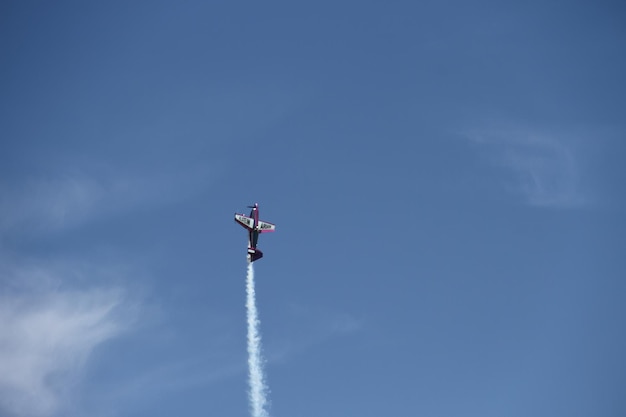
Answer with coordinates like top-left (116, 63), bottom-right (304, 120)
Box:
top-left (246, 261), bottom-right (270, 417)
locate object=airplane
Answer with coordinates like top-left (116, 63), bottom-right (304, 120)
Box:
top-left (234, 203), bottom-right (275, 262)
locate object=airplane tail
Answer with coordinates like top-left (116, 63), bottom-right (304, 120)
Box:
top-left (248, 249), bottom-right (264, 262)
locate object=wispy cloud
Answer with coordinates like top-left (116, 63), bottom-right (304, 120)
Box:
top-left (0, 164), bottom-right (215, 235)
top-left (465, 128), bottom-right (586, 208)
top-left (0, 169), bottom-right (147, 417)
top-left (0, 284), bottom-right (132, 417)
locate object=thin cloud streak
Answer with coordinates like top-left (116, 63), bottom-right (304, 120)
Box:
top-left (0, 164), bottom-right (216, 235)
top-left (465, 129), bottom-right (586, 208)
top-left (265, 304), bottom-right (363, 366)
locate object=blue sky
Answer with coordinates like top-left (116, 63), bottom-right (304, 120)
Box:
top-left (1, 1), bottom-right (625, 416)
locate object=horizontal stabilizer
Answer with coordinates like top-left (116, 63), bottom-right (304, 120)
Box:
top-left (248, 249), bottom-right (263, 262)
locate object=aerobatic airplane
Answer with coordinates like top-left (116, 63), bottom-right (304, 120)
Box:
top-left (234, 203), bottom-right (275, 262)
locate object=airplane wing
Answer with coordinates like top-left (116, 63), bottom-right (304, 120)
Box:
top-left (257, 220), bottom-right (276, 233)
top-left (235, 214), bottom-right (254, 230)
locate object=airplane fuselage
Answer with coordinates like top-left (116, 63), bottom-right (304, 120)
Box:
top-left (234, 203), bottom-right (275, 262)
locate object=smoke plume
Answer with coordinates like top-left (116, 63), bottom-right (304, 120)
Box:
top-left (246, 261), bottom-right (270, 417)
